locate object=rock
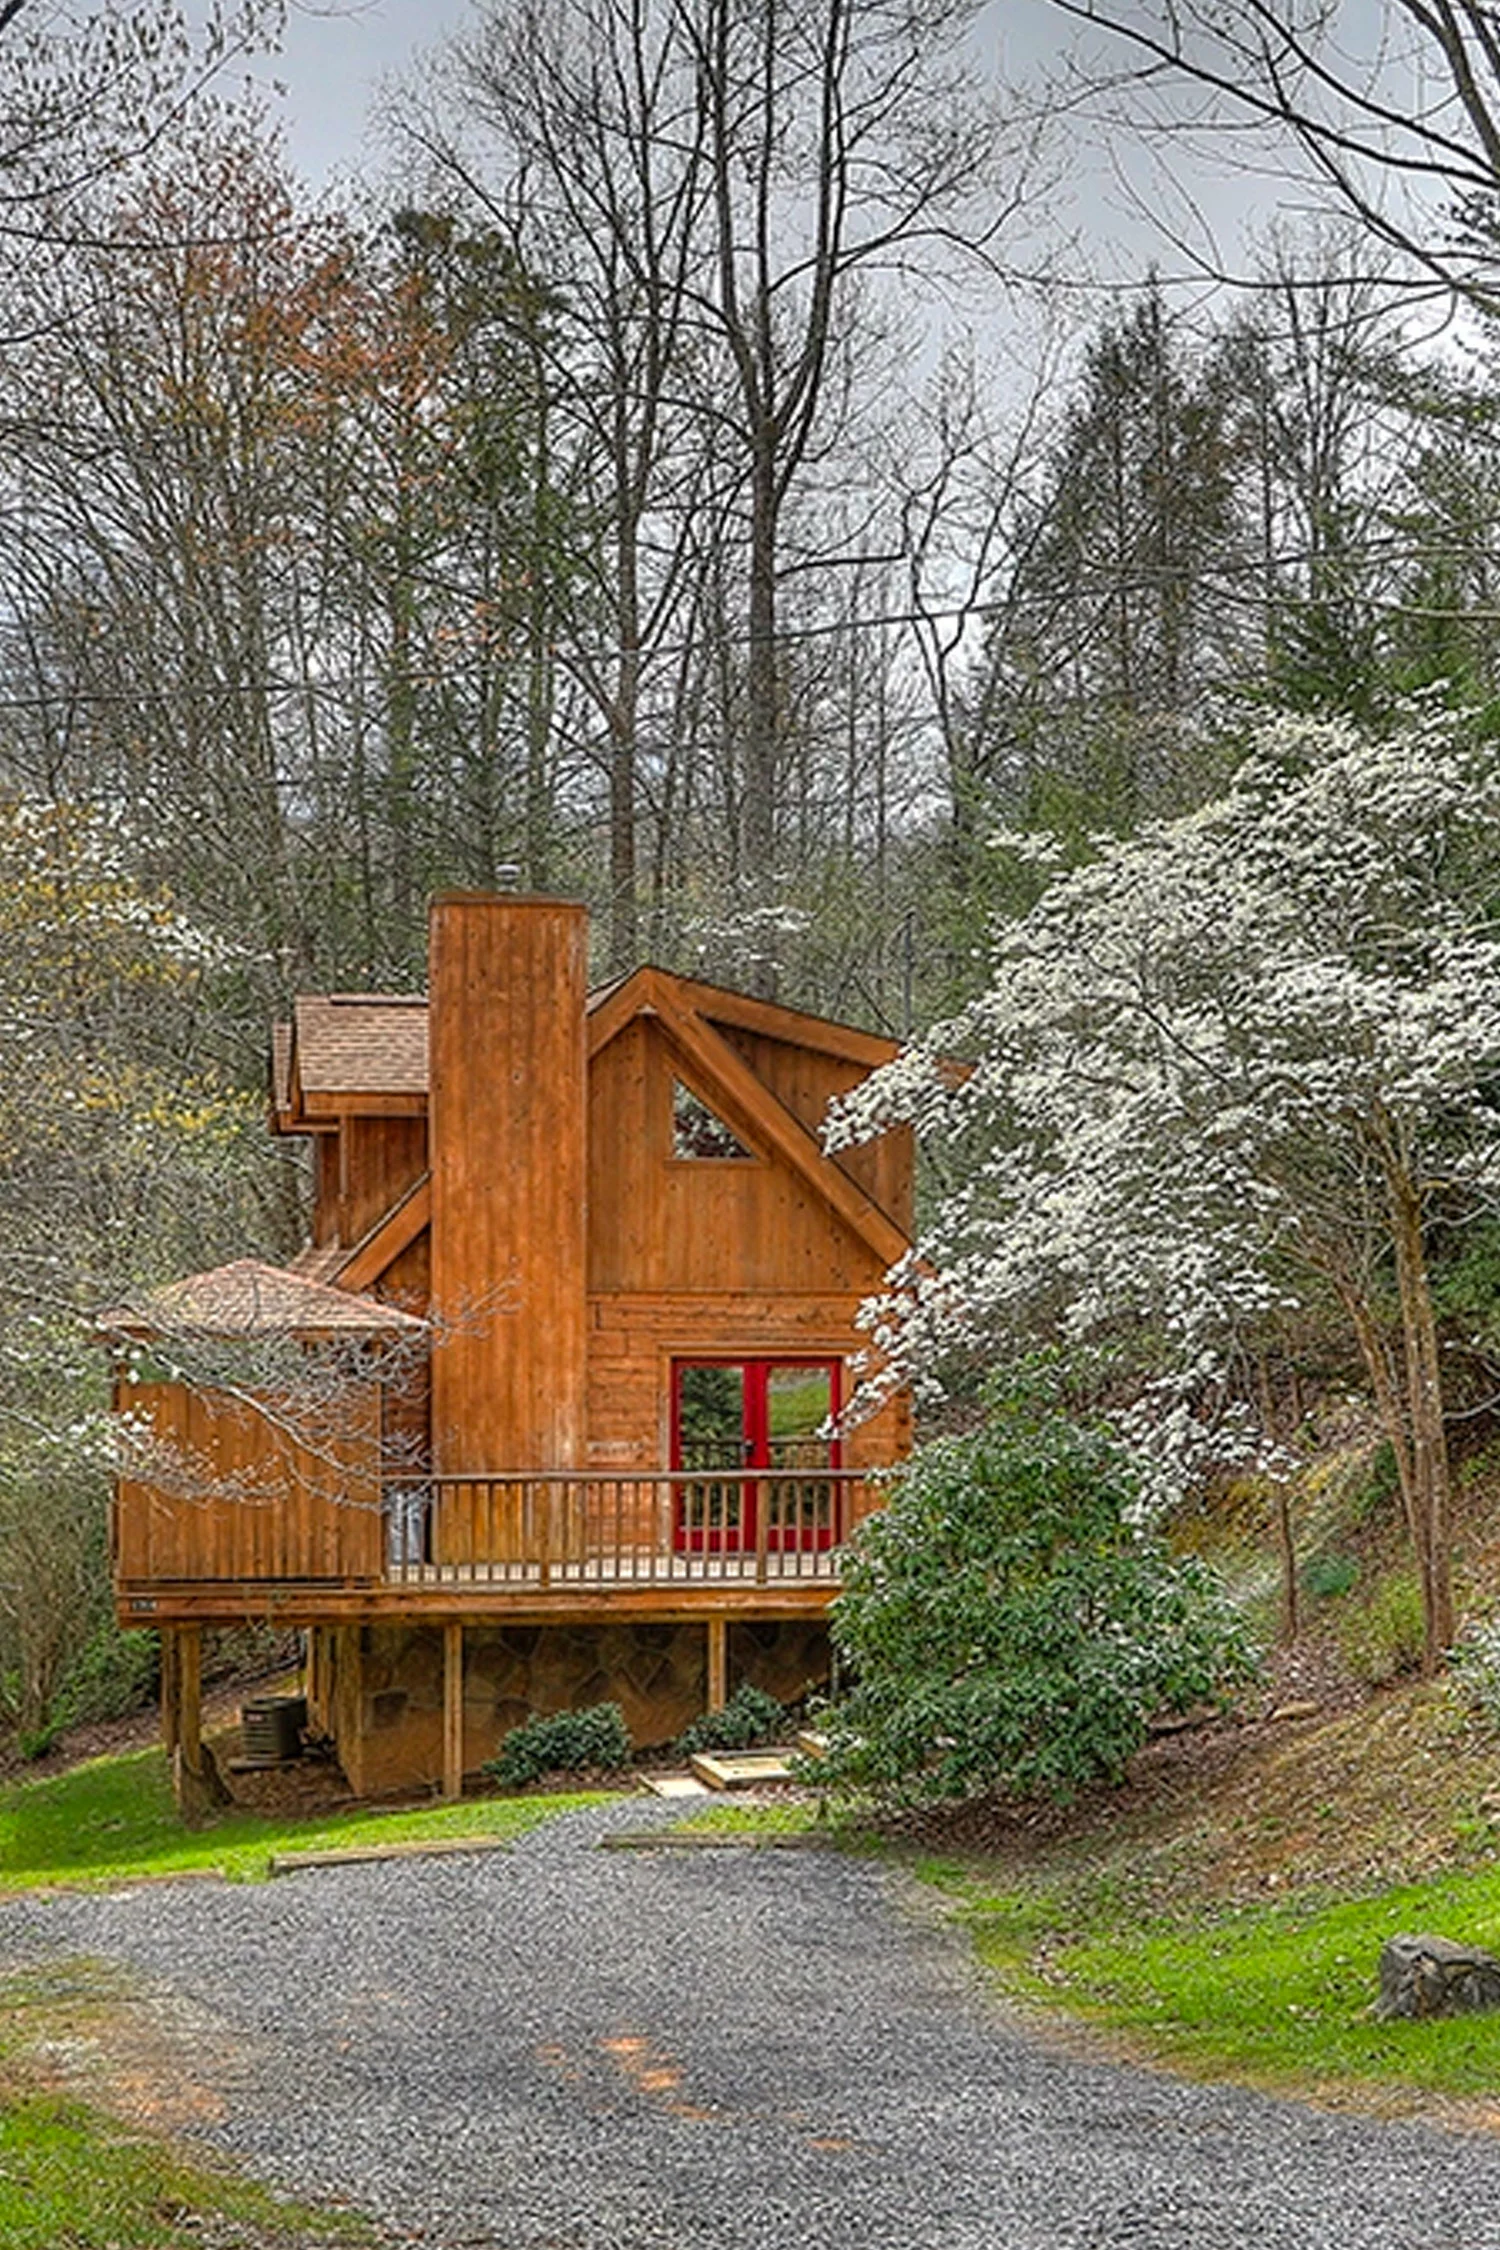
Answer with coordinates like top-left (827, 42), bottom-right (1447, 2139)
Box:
top-left (1267, 1699), bottom-right (1320, 1723)
top-left (1376, 1933), bottom-right (1500, 2021)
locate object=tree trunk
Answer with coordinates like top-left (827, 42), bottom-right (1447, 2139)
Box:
top-left (1385, 1154), bottom-right (1455, 1668)
top-left (1332, 1142), bottom-right (1455, 1674)
top-left (744, 444), bottom-right (780, 997)
top-left (1258, 1354), bottom-right (1299, 1643)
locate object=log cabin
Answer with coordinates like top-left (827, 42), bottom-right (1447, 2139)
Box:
top-left (107, 892), bottom-right (912, 1801)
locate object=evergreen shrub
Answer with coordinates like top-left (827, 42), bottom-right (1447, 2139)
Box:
top-left (675, 1683), bottom-right (786, 1757)
top-left (820, 1386), bottom-right (1255, 1805)
top-left (483, 1702), bottom-right (632, 1787)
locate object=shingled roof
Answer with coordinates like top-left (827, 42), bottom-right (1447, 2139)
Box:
top-left (99, 1259), bottom-right (426, 1339)
top-left (292, 994), bottom-right (428, 1099)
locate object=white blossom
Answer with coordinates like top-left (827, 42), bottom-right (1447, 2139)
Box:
top-left (834, 708), bottom-right (1500, 1493)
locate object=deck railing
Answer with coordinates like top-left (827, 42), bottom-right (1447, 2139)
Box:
top-left (382, 1468), bottom-right (888, 1588)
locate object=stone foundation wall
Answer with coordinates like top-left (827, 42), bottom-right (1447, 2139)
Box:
top-left (311, 1615), bottom-right (832, 1798)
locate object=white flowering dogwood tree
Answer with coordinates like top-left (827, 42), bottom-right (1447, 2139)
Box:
top-left (0, 796), bottom-right (256, 1737)
top-left (829, 708), bottom-right (1500, 1671)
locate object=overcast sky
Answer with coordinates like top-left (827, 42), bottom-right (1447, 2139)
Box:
top-left (259, 0), bottom-right (1395, 318)
top-left (266, 0), bottom-right (462, 187)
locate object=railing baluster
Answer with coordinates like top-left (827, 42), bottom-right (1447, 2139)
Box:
top-left (372, 1468), bottom-right (876, 1594)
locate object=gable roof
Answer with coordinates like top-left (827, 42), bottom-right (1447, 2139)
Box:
top-left (279, 967), bottom-right (900, 1118)
top-left (586, 967), bottom-right (900, 1070)
top-left (270, 961), bottom-right (910, 1277)
top-left (99, 1259), bottom-right (426, 1340)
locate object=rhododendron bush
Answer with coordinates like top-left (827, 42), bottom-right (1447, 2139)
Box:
top-left (823, 1384), bottom-right (1252, 1804)
top-left (830, 709), bottom-right (1500, 1671)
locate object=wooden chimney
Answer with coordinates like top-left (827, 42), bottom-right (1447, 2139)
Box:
top-left (428, 892), bottom-right (589, 1474)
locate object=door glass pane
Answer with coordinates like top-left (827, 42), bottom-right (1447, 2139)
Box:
top-left (677, 1364), bottom-right (745, 1468)
top-left (765, 1365), bottom-right (832, 1468)
top-left (677, 1363), bottom-right (745, 1537)
top-left (766, 1364), bottom-right (834, 1534)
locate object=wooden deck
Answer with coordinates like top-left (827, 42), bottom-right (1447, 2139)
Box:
top-left (114, 1468), bottom-right (891, 1625)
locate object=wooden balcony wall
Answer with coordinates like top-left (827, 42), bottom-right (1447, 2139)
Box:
top-left (113, 1396), bottom-right (894, 1610)
top-left (408, 1468), bottom-right (887, 1584)
top-left (112, 1380), bottom-right (384, 1585)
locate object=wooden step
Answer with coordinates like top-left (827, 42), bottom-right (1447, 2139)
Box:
top-left (688, 1748), bottom-right (795, 1790)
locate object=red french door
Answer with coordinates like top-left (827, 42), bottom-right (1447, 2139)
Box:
top-left (671, 1357), bottom-right (842, 1553)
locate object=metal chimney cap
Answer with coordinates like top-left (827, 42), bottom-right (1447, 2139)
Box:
top-left (495, 864), bottom-right (523, 892)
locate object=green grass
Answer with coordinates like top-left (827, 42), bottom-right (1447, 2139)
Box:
top-left (946, 1855), bottom-right (1500, 2102)
top-left (0, 1962), bottom-right (372, 2248)
top-left (677, 1797), bottom-right (822, 1835)
top-left (0, 1748), bottom-right (613, 1891)
top-left (0, 2096), bottom-right (368, 2248)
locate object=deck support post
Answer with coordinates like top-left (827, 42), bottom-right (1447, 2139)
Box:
top-left (159, 1626), bottom-right (181, 1756)
top-left (442, 1621), bottom-right (464, 1800)
top-left (169, 1624), bottom-right (228, 1821)
top-left (175, 1624), bottom-right (202, 1777)
top-left (706, 1615), bottom-right (728, 1713)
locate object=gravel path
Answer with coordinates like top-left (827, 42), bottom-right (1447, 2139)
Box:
top-left (2, 1799), bottom-right (1498, 2248)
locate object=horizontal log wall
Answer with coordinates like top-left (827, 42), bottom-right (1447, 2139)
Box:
top-left (585, 1292), bottom-right (910, 1472)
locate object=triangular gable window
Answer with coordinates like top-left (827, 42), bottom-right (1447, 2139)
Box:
top-left (672, 1079), bottom-right (752, 1160)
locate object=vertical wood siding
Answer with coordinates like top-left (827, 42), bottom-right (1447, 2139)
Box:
top-left (113, 1381), bottom-right (383, 1582)
top-left (428, 897), bottom-right (590, 1561)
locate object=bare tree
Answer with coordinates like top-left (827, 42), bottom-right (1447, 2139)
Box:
top-left (1048, 0), bottom-right (1500, 308)
top-left (402, 0), bottom-right (715, 971)
top-left (676, 0), bottom-right (1025, 981)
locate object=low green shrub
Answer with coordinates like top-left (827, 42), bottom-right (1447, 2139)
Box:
top-left (1339, 1569), bottom-right (1425, 1685)
top-left (483, 1702), bottom-right (632, 1788)
top-left (676, 1683), bottom-right (786, 1757)
top-left (1302, 1552), bottom-right (1358, 1602)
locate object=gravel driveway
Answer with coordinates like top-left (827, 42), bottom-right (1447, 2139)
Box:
top-left (2, 1799), bottom-right (1499, 2249)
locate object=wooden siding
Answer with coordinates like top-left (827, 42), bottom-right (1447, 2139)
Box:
top-left (376, 1230), bottom-right (430, 1310)
top-left (428, 895), bottom-right (589, 1501)
top-left (311, 1118), bottom-right (427, 1254)
top-left (339, 1116), bottom-right (427, 1248)
top-left (715, 1023), bottom-right (912, 1237)
top-left (112, 1381), bottom-right (383, 1584)
top-left (588, 1018), bottom-right (894, 1295)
